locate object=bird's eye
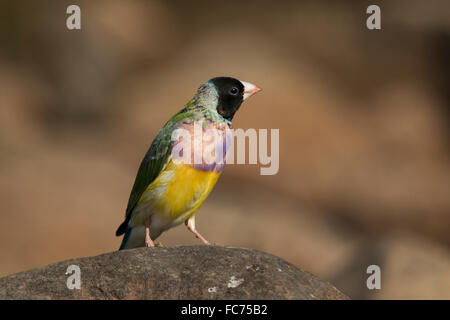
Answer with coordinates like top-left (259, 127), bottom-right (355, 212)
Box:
top-left (229, 87), bottom-right (239, 95)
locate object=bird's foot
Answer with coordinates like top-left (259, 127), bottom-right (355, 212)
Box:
top-left (185, 216), bottom-right (210, 245)
top-left (154, 241), bottom-right (164, 247)
top-left (145, 234), bottom-right (155, 247)
top-left (145, 225), bottom-right (155, 247)
top-left (194, 233), bottom-right (210, 245)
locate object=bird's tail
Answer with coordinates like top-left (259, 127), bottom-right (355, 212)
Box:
top-left (116, 217), bottom-right (131, 250)
top-left (118, 226), bottom-right (132, 250)
top-left (118, 225), bottom-right (146, 250)
top-left (115, 218), bottom-right (129, 236)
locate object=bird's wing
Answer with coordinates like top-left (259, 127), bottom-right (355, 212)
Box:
top-left (116, 106), bottom-right (197, 235)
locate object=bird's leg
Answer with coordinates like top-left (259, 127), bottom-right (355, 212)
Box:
top-left (144, 219), bottom-right (155, 247)
top-left (185, 216), bottom-right (210, 245)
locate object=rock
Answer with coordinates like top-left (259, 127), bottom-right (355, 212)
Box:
top-left (0, 246), bottom-right (348, 300)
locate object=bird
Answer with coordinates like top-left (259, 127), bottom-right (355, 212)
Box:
top-left (116, 77), bottom-right (261, 250)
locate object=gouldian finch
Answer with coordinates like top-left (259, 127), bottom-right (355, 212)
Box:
top-left (116, 77), bottom-right (261, 250)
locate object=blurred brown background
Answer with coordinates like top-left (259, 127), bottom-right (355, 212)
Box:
top-left (1, 0), bottom-right (449, 299)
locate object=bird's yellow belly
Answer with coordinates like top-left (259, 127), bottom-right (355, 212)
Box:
top-left (130, 160), bottom-right (220, 229)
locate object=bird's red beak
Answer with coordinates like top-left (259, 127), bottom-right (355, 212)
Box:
top-left (241, 81), bottom-right (261, 100)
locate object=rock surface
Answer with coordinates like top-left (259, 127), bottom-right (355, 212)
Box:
top-left (0, 246), bottom-right (348, 300)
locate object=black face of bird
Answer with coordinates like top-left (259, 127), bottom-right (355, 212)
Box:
top-left (209, 77), bottom-right (261, 121)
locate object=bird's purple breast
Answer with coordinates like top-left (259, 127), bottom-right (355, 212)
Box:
top-left (171, 121), bottom-right (232, 172)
